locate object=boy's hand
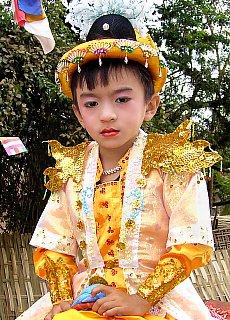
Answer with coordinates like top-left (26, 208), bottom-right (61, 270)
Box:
top-left (44, 300), bottom-right (72, 320)
top-left (91, 285), bottom-right (152, 317)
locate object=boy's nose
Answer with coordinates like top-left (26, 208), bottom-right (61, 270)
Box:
top-left (99, 105), bottom-right (117, 122)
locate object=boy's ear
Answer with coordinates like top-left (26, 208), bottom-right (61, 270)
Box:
top-left (144, 93), bottom-right (160, 121)
top-left (72, 104), bottom-right (85, 128)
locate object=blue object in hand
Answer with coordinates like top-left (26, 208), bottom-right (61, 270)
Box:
top-left (72, 284), bottom-right (106, 306)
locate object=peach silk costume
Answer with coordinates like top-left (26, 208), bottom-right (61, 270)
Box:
top-left (17, 123), bottom-right (220, 320)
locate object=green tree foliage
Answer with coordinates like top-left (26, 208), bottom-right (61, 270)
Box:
top-left (153, 0), bottom-right (229, 139)
top-left (0, 0), bottom-right (87, 232)
top-left (150, 0), bottom-right (230, 208)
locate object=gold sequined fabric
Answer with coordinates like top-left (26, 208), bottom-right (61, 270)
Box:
top-left (142, 120), bottom-right (222, 175)
top-left (89, 276), bottom-right (108, 286)
top-left (137, 258), bottom-right (187, 305)
top-left (44, 121), bottom-right (222, 194)
top-left (44, 140), bottom-right (89, 193)
top-left (44, 255), bottom-right (73, 304)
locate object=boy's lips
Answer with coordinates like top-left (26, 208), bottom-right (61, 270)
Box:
top-left (100, 128), bottom-right (120, 137)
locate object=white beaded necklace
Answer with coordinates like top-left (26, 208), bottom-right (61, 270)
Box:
top-left (102, 165), bottom-right (122, 175)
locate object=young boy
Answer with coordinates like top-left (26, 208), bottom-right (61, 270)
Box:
top-left (20, 14), bottom-right (221, 320)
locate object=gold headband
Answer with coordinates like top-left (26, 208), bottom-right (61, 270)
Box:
top-left (56, 31), bottom-right (167, 100)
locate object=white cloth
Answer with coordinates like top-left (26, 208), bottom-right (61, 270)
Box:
top-left (24, 18), bottom-right (55, 54)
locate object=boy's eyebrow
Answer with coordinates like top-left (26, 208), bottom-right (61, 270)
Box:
top-left (79, 87), bottom-right (133, 98)
top-left (113, 87), bottom-right (133, 94)
top-left (79, 92), bottom-right (98, 98)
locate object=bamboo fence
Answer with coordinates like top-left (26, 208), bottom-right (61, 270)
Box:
top-left (0, 231), bottom-right (229, 319)
top-left (0, 233), bottom-right (48, 320)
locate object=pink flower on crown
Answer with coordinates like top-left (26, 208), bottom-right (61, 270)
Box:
top-left (87, 42), bottom-right (113, 56)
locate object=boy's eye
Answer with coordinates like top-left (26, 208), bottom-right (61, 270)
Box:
top-left (84, 101), bottom-right (98, 108)
top-left (116, 97), bottom-right (131, 103)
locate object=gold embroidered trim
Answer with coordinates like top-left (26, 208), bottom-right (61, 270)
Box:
top-left (44, 141), bottom-right (89, 193)
top-left (44, 255), bottom-right (73, 304)
top-left (89, 276), bottom-right (108, 286)
top-left (142, 120), bottom-right (222, 175)
top-left (137, 258), bottom-right (187, 305)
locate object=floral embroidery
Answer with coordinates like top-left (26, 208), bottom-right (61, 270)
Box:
top-left (75, 200), bottom-right (82, 209)
top-left (108, 227), bottom-right (114, 234)
top-left (107, 239), bottom-right (114, 246)
top-left (66, 48), bottom-right (88, 64)
top-left (77, 221), bottom-right (84, 230)
top-left (99, 201), bottom-right (109, 208)
top-left (136, 177), bottom-right (147, 188)
top-left (114, 39), bottom-right (139, 63)
top-left (114, 39), bottom-right (139, 53)
top-left (87, 42), bottom-right (113, 66)
top-left (108, 250), bottom-right (115, 256)
top-left (79, 240), bottom-right (87, 250)
top-left (116, 242), bottom-right (126, 250)
top-left (132, 199), bottom-right (142, 209)
top-left (125, 220), bottom-right (136, 229)
top-left (139, 43), bottom-right (158, 67)
top-left (111, 269), bottom-right (118, 276)
top-left (100, 187), bottom-right (106, 194)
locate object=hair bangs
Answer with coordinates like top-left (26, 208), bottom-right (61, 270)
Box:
top-left (71, 59), bottom-right (154, 106)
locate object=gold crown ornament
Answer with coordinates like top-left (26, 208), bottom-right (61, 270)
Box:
top-left (55, 30), bottom-right (167, 100)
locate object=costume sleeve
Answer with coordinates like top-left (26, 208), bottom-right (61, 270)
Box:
top-left (138, 172), bottom-right (214, 305)
top-left (30, 187), bottom-right (78, 256)
top-left (33, 248), bottom-right (78, 304)
top-left (137, 243), bottom-right (213, 305)
top-left (164, 172), bottom-right (214, 248)
top-left (30, 187), bottom-right (78, 304)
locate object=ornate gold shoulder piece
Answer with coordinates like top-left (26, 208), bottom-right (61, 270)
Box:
top-left (44, 140), bottom-right (89, 193)
top-left (142, 120), bottom-right (222, 175)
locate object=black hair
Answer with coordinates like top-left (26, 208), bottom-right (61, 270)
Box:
top-left (71, 14), bottom-right (154, 106)
top-left (71, 59), bottom-right (154, 106)
top-left (86, 14), bottom-right (136, 41)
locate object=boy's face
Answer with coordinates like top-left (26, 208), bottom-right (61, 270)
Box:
top-left (73, 68), bottom-right (160, 154)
